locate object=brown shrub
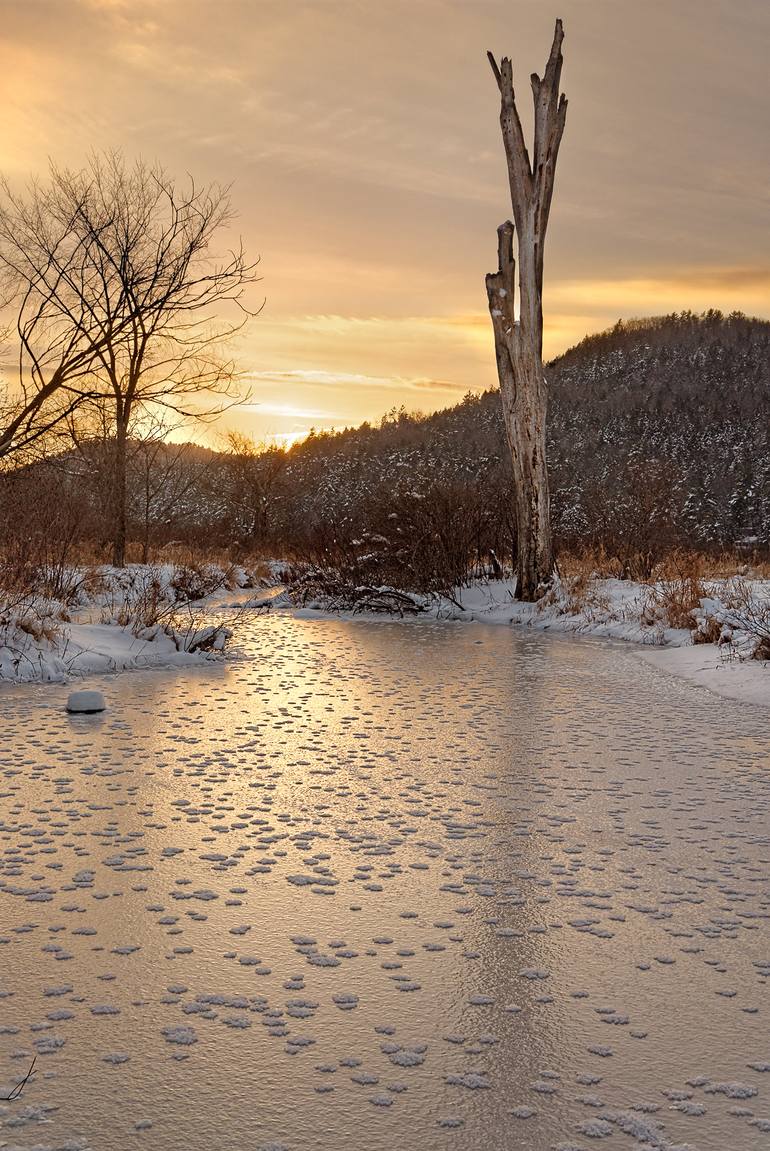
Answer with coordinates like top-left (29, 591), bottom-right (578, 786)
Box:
top-left (646, 551), bottom-right (706, 630)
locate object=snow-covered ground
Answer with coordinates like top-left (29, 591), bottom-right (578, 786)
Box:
top-left (0, 562), bottom-right (274, 683)
top-left (0, 619), bottom-right (228, 682)
top-left (639, 644), bottom-right (770, 710)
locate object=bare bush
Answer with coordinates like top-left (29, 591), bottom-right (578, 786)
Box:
top-left (169, 562), bottom-right (236, 603)
top-left (0, 463), bottom-right (92, 604)
top-left (0, 589), bottom-right (64, 678)
top-left (101, 566), bottom-right (245, 654)
top-left (97, 563), bottom-right (236, 634)
top-left (644, 552), bottom-right (707, 630)
top-left (719, 578), bottom-right (770, 659)
top-left (282, 477), bottom-right (506, 600)
top-left (536, 571), bottom-right (612, 620)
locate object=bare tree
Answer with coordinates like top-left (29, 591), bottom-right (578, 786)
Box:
top-left (220, 432), bottom-right (286, 552)
top-left (64, 406), bottom-right (213, 563)
top-left (0, 185), bottom-right (134, 462)
top-left (486, 19), bottom-right (567, 600)
top-left (129, 423), bottom-right (215, 564)
top-left (1, 153), bottom-right (261, 565)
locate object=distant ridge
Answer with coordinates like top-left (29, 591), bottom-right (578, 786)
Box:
top-left (4, 312), bottom-right (769, 562)
top-left (279, 311), bottom-right (770, 555)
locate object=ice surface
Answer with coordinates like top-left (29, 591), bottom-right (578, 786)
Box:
top-left (0, 614), bottom-right (767, 1150)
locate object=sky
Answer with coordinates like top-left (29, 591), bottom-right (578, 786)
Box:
top-left (2, 0), bottom-right (769, 447)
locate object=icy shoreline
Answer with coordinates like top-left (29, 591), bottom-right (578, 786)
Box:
top-left (2, 569), bottom-right (768, 709)
top-left (282, 578), bottom-right (770, 710)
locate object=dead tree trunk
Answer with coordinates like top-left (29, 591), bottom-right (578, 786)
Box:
top-left (486, 19), bottom-right (567, 601)
top-left (110, 413), bottom-right (129, 569)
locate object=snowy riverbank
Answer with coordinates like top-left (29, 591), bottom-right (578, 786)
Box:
top-left (0, 620), bottom-right (230, 683)
top-left (2, 566), bottom-right (768, 709)
top-left (0, 561), bottom-right (272, 683)
top-left (454, 579), bottom-right (770, 709)
top-left (284, 577), bottom-right (770, 709)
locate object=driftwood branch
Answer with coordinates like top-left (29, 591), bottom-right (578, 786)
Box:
top-left (284, 565), bottom-right (427, 616)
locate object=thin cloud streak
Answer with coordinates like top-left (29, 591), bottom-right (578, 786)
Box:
top-left (240, 369), bottom-right (471, 393)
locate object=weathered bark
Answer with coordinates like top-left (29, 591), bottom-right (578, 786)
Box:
top-left (486, 20), bottom-right (567, 600)
top-left (110, 415), bottom-right (129, 568)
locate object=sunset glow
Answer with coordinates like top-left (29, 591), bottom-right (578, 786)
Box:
top-left (2, 0), bottom-right (767, 446)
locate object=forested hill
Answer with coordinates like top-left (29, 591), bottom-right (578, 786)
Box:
top-left (5, 311), bottom-right (768, 579)
top-left (548, 310), bottom-right (768, 420)
top-left (275, 311), bottom-right (770, 562)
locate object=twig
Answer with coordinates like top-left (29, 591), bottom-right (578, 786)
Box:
top-left (1, 1056), bottom-right (37, 1101)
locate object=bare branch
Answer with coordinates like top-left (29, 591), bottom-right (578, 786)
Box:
top-left (1, 1057), bottom-right (37, 1102)
top-left (486, 51), bottom-right (502, 87)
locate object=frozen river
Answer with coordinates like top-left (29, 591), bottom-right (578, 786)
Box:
top-left (0, 614), bottom-right (768, 1151)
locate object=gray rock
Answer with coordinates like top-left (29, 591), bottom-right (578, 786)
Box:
top-left (66, 690), bottom-right (106, 713)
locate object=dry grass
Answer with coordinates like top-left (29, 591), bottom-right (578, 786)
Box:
top-left (557, 548), bottom-right (770, 638)
top-left (556, 547), bottom-right (770, 583)
top-left (15, 612), bottom-right (61, 644)
top-left (644, 552), bottom-right (707, 631)
top-left (537, 570), bottom-right (612, 620)
top-left (557, 546), bottom-right (622, 581)
top-left (123, 541), bottom-right (275, 574)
